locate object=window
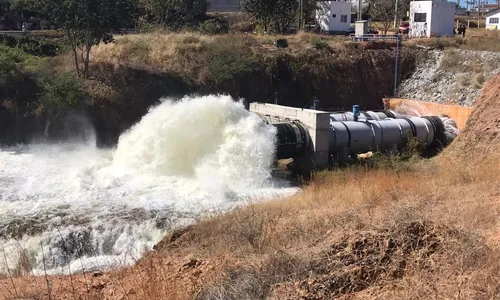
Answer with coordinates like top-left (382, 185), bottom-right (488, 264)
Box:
top-left (341, 15), bottom-right (348, 23)
top-left (414, 12), bottom-right (427, 22)
top-left (490, 17), bottom-right (499, 24)
top-left (332, 14), bottom-right (336, 18)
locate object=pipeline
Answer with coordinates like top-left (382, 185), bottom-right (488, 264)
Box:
top-left (330, 109), bottom-right (401, 122)
top-left (257, 106), bottom-right (455, 163)
top-left (272, 122), bottom-right (311, 159)
top-left (329, 116), bottom-right (449, 157)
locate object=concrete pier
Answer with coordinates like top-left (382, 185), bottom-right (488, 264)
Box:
top-left (249, 102), bottom-right (331, 170)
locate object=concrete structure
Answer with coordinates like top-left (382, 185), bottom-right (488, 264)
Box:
top-left (249, 103), bottom-right (331, 170)
top-left (355, 20), bottom-right (368, 36)
top-left (409, 0), bottom-right (456, 38)
top-left (383, 98), bottom-right (473, 130)
top-left (316, 1), bottom-right (352, 33)
top-left (486, 8), bottom-right (500, 30)
top-left (207, 0), bottom-right (242, 12)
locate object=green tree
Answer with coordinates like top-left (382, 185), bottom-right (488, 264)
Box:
top-left (243, 0), bottom-right (298, 34)
top-left (366, 0), bottom-right (410, 34)
top-left (33, 0), bottom-right (136, 78)
top-left (243, 0), bottom-right (274, 33)
top-left (139, 0), bottom-right (209, 30)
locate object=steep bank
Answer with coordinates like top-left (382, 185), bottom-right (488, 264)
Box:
top-left (0, 33), bottom-right (419, 146)
top-left (398, 49), bottom-right (500, 106)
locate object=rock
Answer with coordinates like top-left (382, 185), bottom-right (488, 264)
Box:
top-left (92, 271), bottom-right (103, 277)
top-left (182, 258), bottom-right (202, 269)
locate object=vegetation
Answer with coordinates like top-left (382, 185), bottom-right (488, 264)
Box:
top-left (243, 0), bottom-right (299, 34)
top-left (28, 0), bottom-right (135, 78)
top-left (366, 0), bottom-right (410, 34)
top-left (139, 0), bottom-right (209, 30)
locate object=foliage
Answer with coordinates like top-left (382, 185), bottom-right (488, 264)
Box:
top-left (0, 35), bottom-right (59, 56)
top-left (366, 0), bottom-right (410, 33)
top-left (32, 0), bottom-right (136, 78)
top-left (313, 38), bottom-right (329, 50)
top-left (139, 0), bottom-right (209, 30)
top-left (199, 17), bottom-right (230, 35)
top-left (243, 0), bottom-right (298, 34)
top-left (207, 35), bottom-right (259, 85)
top-left (39, 72), bottom-right (83, 108)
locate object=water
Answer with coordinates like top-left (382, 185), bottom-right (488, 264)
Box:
top-left (0, 95), bottom-right (299, 276)
top-left (393, 103), bottom-right (460, 142)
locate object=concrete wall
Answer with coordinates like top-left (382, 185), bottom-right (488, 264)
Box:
top-left (316, 1), bottom-right (352, 32)
top-left (430, 1), bottom-right (455, 37)
top-left (383, 98), bottom-right (473, 130)
top-left (249, 103), bottom-right (331, 169)
top-left (410, 1), bottom-right (455, 37)
top-left (410, 1), bottom-right (432, 38)
top-left (486, 12), bottom-right (500, 30)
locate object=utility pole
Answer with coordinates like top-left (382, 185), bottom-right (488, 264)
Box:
top-left (393, 0), bottom-right (399, 29)
top-left (358, 0), bottom-right (363, 21)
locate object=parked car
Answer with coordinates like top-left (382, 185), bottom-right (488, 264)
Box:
top-left (399, 23), bottom-right (410, 34)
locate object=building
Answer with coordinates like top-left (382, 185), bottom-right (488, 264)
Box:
top-left (409, 0), bottom-right (455, 38)
top-left (316, 1), bottom-right (352, 33)
top-left (207, 0), bottom-right (242, 12)
top-left (486, 8), bottom-right (500, 29)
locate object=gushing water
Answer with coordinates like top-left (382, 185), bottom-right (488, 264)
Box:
top-left (393, 103), bottom-right (460, 142)
top-left (0, 95), bottom-right (299, 276)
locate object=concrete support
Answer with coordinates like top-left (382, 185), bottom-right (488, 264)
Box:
top-left (249, 102), bottom-right (331, 170)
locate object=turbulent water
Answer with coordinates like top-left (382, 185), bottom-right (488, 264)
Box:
top-left (0, 95), bottom-right (299, 276)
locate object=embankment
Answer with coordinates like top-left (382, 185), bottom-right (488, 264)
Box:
top-left (0, 33), bottom-right (420, 146)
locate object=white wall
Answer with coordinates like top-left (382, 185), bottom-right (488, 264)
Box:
top-left (486, 12), bottom-right (500, 30)
top-left (316, 1), bottom-right (352, 32)
top-left (430, 2), bottom-right (455, 37)
top-left (409, 1), bottom-right (432, 38)
top-left (409, 0), bottom-right (455, 38)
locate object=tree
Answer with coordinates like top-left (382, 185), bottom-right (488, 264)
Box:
top-left (367, 0), bottom-right (410, 34)
top-left (273, 0), bottom-right (298, 34)
top-left (33, 0), bottom-right (136, 78)
top-left (139, 0), bottom-right (209, 30)
top-left (243, 0), bottom-right (298, 34)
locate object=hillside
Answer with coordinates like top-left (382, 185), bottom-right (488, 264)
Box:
top-left (0, 32), bottom-right (419, 146)
top-left (2, 76), bottom-right (500, 300)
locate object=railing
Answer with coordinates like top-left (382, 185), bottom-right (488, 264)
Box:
top-left (350, 34), bottom-right (402, 42)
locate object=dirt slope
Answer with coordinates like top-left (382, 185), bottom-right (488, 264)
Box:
top-left (447, 74), bottom-right (500, 156)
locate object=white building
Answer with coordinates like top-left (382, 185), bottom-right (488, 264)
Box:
top-left (486, 8), bottom-right (500, 30)
top-left (409, 0), bottom-right (455, 38)
top-left (316, 1), bottom-right (352, 33)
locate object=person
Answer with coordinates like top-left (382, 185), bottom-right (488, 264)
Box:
top-left (22, 22), bottom-right (26, 32)
top-left (461, 24), bottom-right (466, 38)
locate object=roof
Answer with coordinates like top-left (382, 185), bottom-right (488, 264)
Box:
top-left (486, 7), bottom-right (500, 16)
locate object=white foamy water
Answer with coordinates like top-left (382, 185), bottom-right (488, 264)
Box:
top-left (0, 95), bottom-right (299, 276)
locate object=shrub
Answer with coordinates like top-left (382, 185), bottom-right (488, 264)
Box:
top-left (313, 38), bottom-right (329, 50)
top-left (0, 35), bottom-right (59, 56)
top-left (199, 17), bottom-right (230, 35)
top-left (207, 35), bottom-right (259, 84)
top-left (39, 72), bottom-right (83, 109)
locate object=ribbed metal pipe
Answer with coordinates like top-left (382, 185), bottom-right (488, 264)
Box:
top-left (272, 122), bottom-right (311, 159)
top-left (330, 110), bottom-right (401, 122)
top-left (329, 117), bottom-right (438, 155)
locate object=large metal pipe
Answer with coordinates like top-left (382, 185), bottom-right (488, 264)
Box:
top-left (272, 122), bottom-right (311, 159)
top-left (330, 110), bottom-right (402, 122)
top-left (329, 116), bottom-right (446, 156)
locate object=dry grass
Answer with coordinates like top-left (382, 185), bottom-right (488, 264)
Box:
top-left (2, 154), bottom-right (500, 299)
top-left (407, 29), bottom-right (500, 52)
